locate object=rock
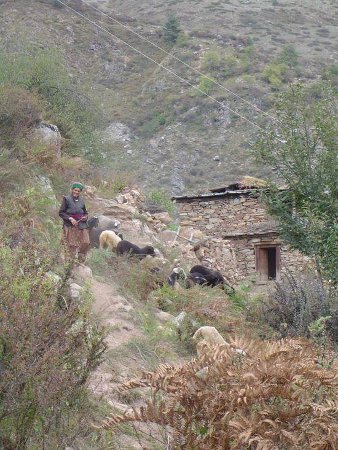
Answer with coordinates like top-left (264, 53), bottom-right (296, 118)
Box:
top-left (33, 122), bottom-right (62, 158)
top-left (69, 282), bottom-right (82, 300)
top-left (158, 230), bottom-right (177, 243)
top-left (213, 155), bottom-right (220, 161)
top-left (45, 271), bottom-right (62, 286)
top-left (153, 212), bottom-right (172, 225)
top-left (71, 264), bottom-right (92, 282)
top-left (116, 303), bottom-right (133, 312)
top-left (103, 122), bottom-right (132, 143)
top-left (83, 185), bottom-right (97, 198)
top-left (102, 204), bottom-right (138, 221)
top-left (36, 175), bottom-right (57, 207)
top-left (172, 311), bottom-right (187, 327)
top-left (155, 310), bottom-right (175, 323)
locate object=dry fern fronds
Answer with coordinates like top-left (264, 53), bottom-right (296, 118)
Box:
top-left (100, 336), bottom-right (338, 449)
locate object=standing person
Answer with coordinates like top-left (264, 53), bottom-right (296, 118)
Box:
top-left (59, 182), bottom-right (90, 264)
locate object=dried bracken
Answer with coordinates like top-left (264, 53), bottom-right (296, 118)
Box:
top-left (98, 337), bottom-right (338, 449)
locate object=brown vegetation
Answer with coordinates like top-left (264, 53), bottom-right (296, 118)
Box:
top-left (98, 337), bottom-right (338, 449)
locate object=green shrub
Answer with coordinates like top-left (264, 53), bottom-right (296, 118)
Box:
top-left (0, 48), bottom-right (102, 159)
top-left (0, 245), bottom-right (106, 449)
top-left (163, 16), bottom-right (181, 44)
top-left (201, 50), bottom-right (223, 71)
top-left (147, 188), bottom-right (175, 214)
top-left (277, 45), bottom-right (299, 68)
top-left (0, 86), bottom-right (42, 145)
top-left (196, 75), bottom-right (216, 96)
top-left (262, 62), bottom-right (288, 88)
top-left (223, 53), bottom-right (239, 77)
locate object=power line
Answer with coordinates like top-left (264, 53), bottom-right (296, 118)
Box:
top-left (55, 0), bottom-right (267, 133)
top-left (70, 0), bottom-right (280, 124)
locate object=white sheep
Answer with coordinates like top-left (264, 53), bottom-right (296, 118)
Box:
top-left (193, 326), bottom-right (246, 357)
top-left (99, 230), bottom-right (122, 252)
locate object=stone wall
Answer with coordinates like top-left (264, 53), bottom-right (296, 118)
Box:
top-left (175, 193), bottom-right (312, 283)
top-left (178, 193), bottom-right (267, 233)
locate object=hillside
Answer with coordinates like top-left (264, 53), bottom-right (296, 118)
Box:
top-left (1, 0), bottom-right (337, 194)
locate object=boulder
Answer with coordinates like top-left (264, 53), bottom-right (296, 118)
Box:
top-left (69, 282), bottom-right (83, 300)
top-left (71, 264), bottom-right (92, 282)
top-left (33, 122), bottom-right (62, 158)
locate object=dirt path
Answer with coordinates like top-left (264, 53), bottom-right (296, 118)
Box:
top-left (89, 278), bottom-right (144, 402)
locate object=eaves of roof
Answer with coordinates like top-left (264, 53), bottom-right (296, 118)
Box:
top-left (172, 189), bottom-right (262, 202)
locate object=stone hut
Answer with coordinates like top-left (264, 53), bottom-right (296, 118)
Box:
top-left (172, 179), bottom-right (311, 285)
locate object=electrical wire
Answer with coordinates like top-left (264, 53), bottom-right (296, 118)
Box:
top-left (76, 0), bottom-right (280, 124)
top-left (55, 0), bottom-right (269, 133)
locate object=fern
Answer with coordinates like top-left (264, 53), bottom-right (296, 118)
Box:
top-left (98, 337), bottom-right (338, 449)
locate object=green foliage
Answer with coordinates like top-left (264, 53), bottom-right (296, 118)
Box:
top-left (0, 48), bottom-right (102, 158)
top-left (239, 44), bottom-right (256, 72)
top-left (147, 188), bottom-right (175, 214)
top-left (196, 75), bottom-right (216, 96)
top-left (0, 245), bottom-right (106, 449)
top-left (0, 86), bottom-right (42, 146)
top-left (223, 53), bottom-right (239, 77)
top-left (254, 83), bottom-right (338, 283)
top-left (277, 45), bottom-right (299, 68)
top-left (163, 16), bottom-right (181, 44)
top-left (201, 50), bottom-right (223, 71)
top-left (262, 62), bottom-right (288, 88)
top-left (322, 64), bottom-right (338, 88)
top-left (139, 112), bottom-right (167, 137)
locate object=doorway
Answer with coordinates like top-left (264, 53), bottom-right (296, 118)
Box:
top-left (255, 245), bottom-right (281, 281)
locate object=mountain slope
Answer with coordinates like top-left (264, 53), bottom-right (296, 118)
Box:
top-left (1, 0), bottom-right (337, 194)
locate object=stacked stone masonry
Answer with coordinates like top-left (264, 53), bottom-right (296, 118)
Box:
top-left (176, 193), bottom-right (312, 284)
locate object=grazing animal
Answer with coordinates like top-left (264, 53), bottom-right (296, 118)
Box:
top-left (189, 265), bottom-right (225, 287)
top-left (193, 326), bottom-right (246, 357)
top-left (116, 240), bottom-right (156, 260)
top-left (99, 230), bottom-right (122, 251)
top-left (167, 267), bottom-right (186, 287)
top-left (89, 215), bottom-right (121, 248)
top-left (167, 265), bottom-right (234, 293)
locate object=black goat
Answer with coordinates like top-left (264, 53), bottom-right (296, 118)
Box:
top-left (116, 240), bottom-right (156, 260)
top-left (189, 265), bottom-right (234, 293)
top-left (189, 265), bottom-right (225, 287)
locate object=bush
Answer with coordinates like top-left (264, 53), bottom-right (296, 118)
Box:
top-left (196, 75), bottom-right (216, 95)
top-left (146, 188), bottom-right (175, 214)
top-left (0, 245), bottom-right (106, 449)
top-left (0, 86), bottom-right (42, 145)
top-left (98, 336), bottom-right (338, 449)
top-left (277, 45), bottom-right (299, 68)
top-left (0, 49), bottom-right (102, 159)
top-left (261, 271), bottom-right (337, 341)
top-left (163, 16), bottom-right (181, 44)
top-left (201, 50), bottom-right (223, 71)
top-left (262, 62), bottom-right (288, 88)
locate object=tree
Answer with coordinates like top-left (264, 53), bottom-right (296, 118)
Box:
top-left (254, 83), bottom-right (338, 283)
top-left (163, 16), bottom-right (181, 44)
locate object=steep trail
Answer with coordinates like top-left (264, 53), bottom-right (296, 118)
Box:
top-left (89, 278), bottom-right (144, 402)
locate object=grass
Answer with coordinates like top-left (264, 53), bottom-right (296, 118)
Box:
top-left (2, 0), bottom-right (335, 194)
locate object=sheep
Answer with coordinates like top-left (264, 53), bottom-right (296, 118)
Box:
top-left (99, 230), bottom-right (122, 251)
top-left (116, 240), bottom-right (156, 260)
top-left (89, 215), bottom-right (121, 248)
top-left (193, 326), bottom-right (246, 357)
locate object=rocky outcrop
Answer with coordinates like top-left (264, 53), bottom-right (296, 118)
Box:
top-left (33, 122), bottom-right (62, 158)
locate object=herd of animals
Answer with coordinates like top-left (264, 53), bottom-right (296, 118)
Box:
top-left (87, 215), bottom-right (234, 293)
